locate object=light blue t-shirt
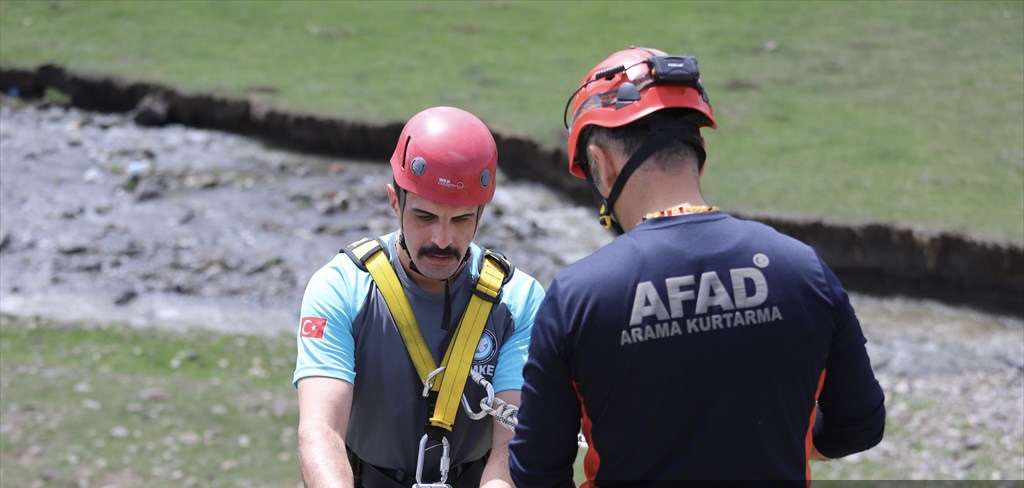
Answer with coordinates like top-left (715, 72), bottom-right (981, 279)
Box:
top-left (294, 231), bottom-right (545, 474)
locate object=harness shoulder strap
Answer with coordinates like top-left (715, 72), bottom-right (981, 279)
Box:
top-left (428, 250), bottom-right (511, 430)
top-left (344, 237), bottom-right (436, 382)
top-left (343, 238), bottom-right (511, 432)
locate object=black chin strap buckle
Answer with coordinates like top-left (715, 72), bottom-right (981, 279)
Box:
top-left (597, 202), bottom-right (624, 235)
top-left (583, 163), bottom-right (625, 235)
top-left (598, 203), bottom-right (614, 229)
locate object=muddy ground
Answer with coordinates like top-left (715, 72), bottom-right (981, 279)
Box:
top-left (1, 98), bottom-right (1022, 480)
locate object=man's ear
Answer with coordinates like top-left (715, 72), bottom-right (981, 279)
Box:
top-left (587, 142), bottom-right (620, 194)
top-left (386, 184), bottom-right (400, 217)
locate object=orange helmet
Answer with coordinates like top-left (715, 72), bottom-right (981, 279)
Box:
top-left (564, 46), bottom-right (717, 177)
top-left (390, 106), bottom-right (498, 206)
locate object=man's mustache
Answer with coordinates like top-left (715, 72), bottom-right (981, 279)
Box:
top-left (417, 244), bottom-right (461, 260)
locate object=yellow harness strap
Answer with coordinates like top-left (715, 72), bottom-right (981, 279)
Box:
top-left (346, 237), bottom-right (509, 431)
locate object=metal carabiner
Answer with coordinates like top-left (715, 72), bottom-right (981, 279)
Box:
top-left (460, 394), bottom-right (488, 420)
top-left (460, 369), bottom-right (496, 420)
top-left (413, 433), bottom-right (451, 488)
top-left (422, 366), bottom-right (446, 398)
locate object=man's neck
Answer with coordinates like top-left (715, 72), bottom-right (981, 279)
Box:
top-left (615, 172), bottom-right (706, 232)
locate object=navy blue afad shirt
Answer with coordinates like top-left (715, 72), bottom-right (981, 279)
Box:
top-left (510, 212), bottom-right (885, 486)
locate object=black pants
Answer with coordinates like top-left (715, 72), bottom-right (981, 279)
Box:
top-left (349, 451), bottom-right (487, 488)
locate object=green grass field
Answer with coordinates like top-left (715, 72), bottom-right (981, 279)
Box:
top-left (0, 314), bottom-right (301, 488)
top-left (3, 315), bottom-right (1020, 486)
top-left (1, 0), bottom-right (1021, 241)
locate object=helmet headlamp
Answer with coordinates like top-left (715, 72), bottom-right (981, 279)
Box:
top-left (563, 54), bottom-right (708, 131)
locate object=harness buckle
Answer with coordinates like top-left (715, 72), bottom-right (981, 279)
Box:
top-left (413, 433), bottom-right (451, 488)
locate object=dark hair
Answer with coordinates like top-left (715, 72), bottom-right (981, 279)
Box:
top-left (584, 108), bottom-right (708, 173)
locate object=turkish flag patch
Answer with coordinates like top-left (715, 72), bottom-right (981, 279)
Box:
top-left (300, 316), bottom-right (327, 339)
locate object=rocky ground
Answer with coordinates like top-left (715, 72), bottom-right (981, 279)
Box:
top-left (1, 98), bottom-right (1021, 481)
top-left (0, 96), bottom-right (611, 334)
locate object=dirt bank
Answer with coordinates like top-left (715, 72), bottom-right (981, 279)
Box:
top-left (1, 64), bottom-right (1021, 316)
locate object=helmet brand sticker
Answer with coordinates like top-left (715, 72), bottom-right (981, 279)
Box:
top-left (437, 177), bottom-right (464, 190)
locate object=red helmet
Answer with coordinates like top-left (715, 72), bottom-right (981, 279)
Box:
top-left (390, 106), bottom-right (498, 206)
top-left (565, 46), bottom-right (717, 177)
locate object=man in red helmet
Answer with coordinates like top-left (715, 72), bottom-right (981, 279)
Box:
top-left (510, 47), bottom-right (885, 485)
top-left (294, 106), bottom-right (545, 488)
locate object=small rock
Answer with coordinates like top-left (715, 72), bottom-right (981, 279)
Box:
top-left (58, 206), bottom-right (84, 219)
top-left (183, 172), bottom-right (218, 189)
top-left (126, 159), bottom-right (152, 177)
top-left (83, 166), bottom-right (103, 183)
top-left (134, 179), bottom-right (165, 201)
top-left (139, 387), bottom-right (169, 402)
top-left (56, 236), bottom-right (90, 254)
top-left (173, 208), bottom-right (195, 225)
top-left (114, 289), bottom-right (138, 305)
top-left (186, 132), bottom-right (210, 144)
top-left (73, 259), bottom-right (102, 272)
top-left (132, 94), bottom-right (169, 127)
top-left (110, 425), bottom-right (130, 438)
top-left (955, 458), bottom-right (975, 471)
top-left (179, 431), bottom-right (201, 445)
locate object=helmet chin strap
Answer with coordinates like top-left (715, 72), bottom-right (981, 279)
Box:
top-left (580, 166), bottom-right (624, 235)
top-left (583, 131), bottom-right (674, 236)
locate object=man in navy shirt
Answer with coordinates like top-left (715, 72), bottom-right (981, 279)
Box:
top-left (509, 46), bottom-right (885, 486)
